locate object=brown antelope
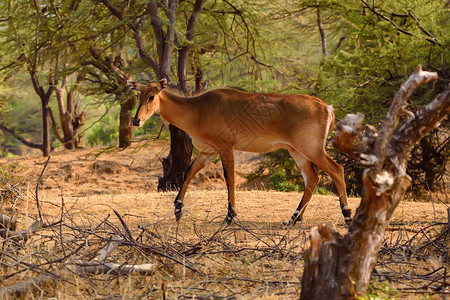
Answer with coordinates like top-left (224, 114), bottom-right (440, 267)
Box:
top-left (127, 79), bottom-right (352, 226)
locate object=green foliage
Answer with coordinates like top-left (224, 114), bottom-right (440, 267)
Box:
top-left (133, 115), bottom-right (169, 140)
top-left (246, 149), bottom-right (333, 195)
top-left (269, 169), bottom-right (304, 192)
top-left (358, 280), bottom-right (399, 300)
top-left (267, 167), bottom-right (333, 194)
top-left (0, 78), bottom-right (42, 155)
top-left (86, 113), bottom-right (119, 146)
top-left (314, 0), bottom-right (448, 122)
top-left (244, 0), bottom-right (448, 196)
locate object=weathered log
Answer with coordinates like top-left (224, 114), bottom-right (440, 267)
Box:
top-left (0, 274), bottom-right (57, 298)
top-left (73, 234), bottom-right (154, 275)
top-left (4, 219), bottom-right (42, 242)
top-left (94, 235), bottom-right (121, 262)
top-left (333, 113), bottom-right (379, 166)
top-left (76, 262), bottom-right (155, 275)
top-left (0, 214), bottom-right (17, 232)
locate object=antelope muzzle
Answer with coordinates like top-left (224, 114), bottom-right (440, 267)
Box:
top-left (132, 117), bottom-right (141, 127)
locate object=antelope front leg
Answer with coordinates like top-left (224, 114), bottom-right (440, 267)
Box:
top-left (285, 150), bottom-right (320, 226)
top-left (174, 152), bottom-right (216, 221)
top-left (220, 149), bottom-right (236, 224)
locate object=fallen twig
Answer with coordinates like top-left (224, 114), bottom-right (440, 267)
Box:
top-left (35, 156), bottom-right (50, 223)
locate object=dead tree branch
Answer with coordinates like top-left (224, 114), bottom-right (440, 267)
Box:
top-left (302, 66), bottom-right (450, 299)
top-left (0, 122), bottom-right (43, 150)
top-left (0, 274), bottom-right (58, 299)
top-left (0, 214), bottom-right (16, 232)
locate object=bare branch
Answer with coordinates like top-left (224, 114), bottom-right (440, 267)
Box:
top-left (47, 106), bottom-right (65, 143)
top-left (160, 0), bottom-right (178, 79)
top-left (148, 0), bottom-right (164, 63)
top-left (332, 113), bottom-right (379, 165)
top-left (360, 0), bottom-right (413, 36)
top-left (35, 156), bottom-right (50, 223)
top-left (316, 7), bottom-right (328, 57)
top-left (94, 235), bottom-right (121, 262)
top-left (408, 11), bottom-right (443, 46)
top-left (98, 0), bottom-right (123, 20)
top-left (391, 87), bottom-right (450, 161)
top-left (4, 219), bottom-right (42, 242)
top-left (373, 65), bottom-right (438, 170)
top-left (133, 32), bottom-right (160, 76)
top-left (75, 262), bottom-right (154, 275)
top-left (0, 214), bottom-right (17, 232)
top-left (178, 0), bottom-right (206, 91)
top-left (0, 122), bottom-right (43, 150)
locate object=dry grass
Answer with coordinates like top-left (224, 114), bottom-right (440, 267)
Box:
top-left (0, 144), bottom-right (449, 299)
top-left (0, 187), bottom-right (448, 299)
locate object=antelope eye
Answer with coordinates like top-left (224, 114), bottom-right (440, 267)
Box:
top-left (149, 95), bottom-right (155, 101)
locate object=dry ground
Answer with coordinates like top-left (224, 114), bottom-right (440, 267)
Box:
top-left (0, 140), bottom-right (448, 299)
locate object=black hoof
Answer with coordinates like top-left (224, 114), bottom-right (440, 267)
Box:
top-left (283, 215), bottom-right (302, 227)
top-left (224, 207), bottom-right (236, 225)
top-left (342, 207), bottom-right (352, 226)
top-left (174, 199), bottom-right (183, 222)
top-left (282, 220), bottom-right (291, 226)
top-left (344, 217), bottom-right (352, 226)
top-left (175, 211), bottom-right (182, 222)
top-left (224, 215), bottom-right (234, 225)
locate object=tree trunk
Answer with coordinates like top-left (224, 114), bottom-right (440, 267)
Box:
top-left (41, 101), bottom-right (51, 157)
top-left (300, 225), bottom-right (341, 300)
top-left (98, 0), bottom-right (202, 189)
top-left (55, 86), bottom-right (75, 149)
top-left (118, 94), bottom-right (136, 148)
top-left (300, 66), bottom-right (450, 299)
top-left (419, 136), bottom-right (437, 190)
top-left (158, 125), bottom-right (193, 191)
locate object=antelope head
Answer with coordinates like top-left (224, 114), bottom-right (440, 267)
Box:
top-left (127, 78), bottom-right (167, 127)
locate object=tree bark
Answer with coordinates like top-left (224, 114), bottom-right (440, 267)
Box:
top-left (317, 7), bottom-right (328, 57)
top-left (52, 74), bottom-right (85, 150)
top-left (300, 66), bottom-right (450, 299)
top-left (29, 63), bottom-right (55, 157)
top-left (41, 101), bottom-right (51, 156)
top-left (300, 226), bottom-right (341, 300)
top-left (157, 0), bottom-right (207, 191)
top-left (55, 84), bottom-right (74, 149)
top-left (118, 94), bottom-right (136, 148)
top-left (88, 47), bottom-right (133, 148)
top-left (158, 125), bottom-right (193, 191)
top-left (177, 0), bottom-right (206, 92)
top-left (99, 0), bottom-right (204, 190)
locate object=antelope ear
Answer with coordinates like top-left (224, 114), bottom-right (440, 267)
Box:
top-left (127, 80), bottom-right (141, 91)
top-left (159, 78), bottom-right (167, 90)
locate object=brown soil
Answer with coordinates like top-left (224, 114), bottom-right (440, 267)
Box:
top-left (0, 141), bottom-right (448, 299)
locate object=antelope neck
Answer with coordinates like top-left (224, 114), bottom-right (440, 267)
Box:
top-left (158, 89), bottom-right (193, 130)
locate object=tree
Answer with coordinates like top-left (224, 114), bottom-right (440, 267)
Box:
top-left (96, 0), bottom-right (209, 190)
top-left (0, 0), bottom-right (87, 156)
top-left (48, 72), bottom-right (86, 149)
top-left (4, 0), bottom-right (58, 156)
top-left (86, 46), bottom-right (135, 148)
top-left (299, 66), bottom-right (449, 299)
top-left (246, 0), bottom-right (449, 195)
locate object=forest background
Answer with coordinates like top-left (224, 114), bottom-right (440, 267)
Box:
top-left (0, 0), bottom-right (448, 196)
